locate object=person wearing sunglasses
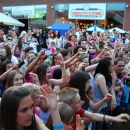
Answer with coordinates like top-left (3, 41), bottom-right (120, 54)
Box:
top-left (6, 35), bottom-right (13, 43)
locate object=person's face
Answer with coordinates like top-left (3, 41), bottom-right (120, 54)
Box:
top-left (0, 48), bottom-right (6, 56)
top-left (87, 89), bottom-right (94, 101)
top-left (71, 93), bottom-right (83, 112)
top-left (7, 36), bottom-right (13, 42)
top-left (16, 95), bottom-right (33, 129)
top-left (32, 94), bottom-right (41, 107)
top-left (83, 58), bottom-right (89, 67)
top-left (55, 31), bottom-right (58, 35)
top-left (64, 53), bottom-right (70, 61)
top-left (12, 33), bottom-right (16, 38)
top-left (70, 36), bottom-right (75, 41)
top-left (50, 33), bottom-right (54, 38)
top-left (8, 30), bottom-right (12, 35)
top-left (78, 48), bottom-right (83, 53)
top-left (33, 28), bottom-right (36, 33)
top-left (64, 116), bottom-right (74, 130)
top-left (114, 61), bottom-right (125, 73)
top-left (28, 53), bottom-right (35, 60)
top-left (45, 67), bottom-right (51, 82)
top-left (123, 55), bottom-right (128, 64)
top-left (28, 30), bottom-right (32, 35)
top-left (81, 41), bottom-right (87, 48)
top-left (108, 60), bottom-right (114, 73)
top-left (6, 63), bottom-right (13, 71)
top-left (13, 74), bottom-right (23, 86)
top-left (36, 29), bottom-right (39, 33)
top-left (85, 80), bottom-right (90, 92)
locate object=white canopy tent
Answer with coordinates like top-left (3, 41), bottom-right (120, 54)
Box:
top-left (47, 26), bottom-right (51, 29)
top-left (0, 12), bottom-right (25, 27)
top-left (109, 27), bottom-right (126, 33)
top-left (87, 26), bottom-right (104, 32)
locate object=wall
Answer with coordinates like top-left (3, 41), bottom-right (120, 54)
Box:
top-left (0, 0), bottom-right (130, 30)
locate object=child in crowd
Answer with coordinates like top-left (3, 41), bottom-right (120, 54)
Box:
top-left (49, 41), bottom-right (56, 55)
top-left (57, 87), bottom-right (130, 130)
top-left (29, 37), bottom-right (38, 53)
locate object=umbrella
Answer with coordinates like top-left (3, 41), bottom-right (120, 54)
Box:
top-left (0, 12), bottom-right (25, 27)
top-left (109, 27), bottom-right (126, 33)
top-left (87, 26), bottom-right (104, 32)
top-left (94, 25), bottom-right (97, 32)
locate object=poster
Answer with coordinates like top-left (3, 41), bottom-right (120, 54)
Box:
top-left (69, 3), bottom-right (106, 20)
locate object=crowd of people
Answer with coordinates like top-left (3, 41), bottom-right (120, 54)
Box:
top-left (0, 26), bottom-right (130, 130)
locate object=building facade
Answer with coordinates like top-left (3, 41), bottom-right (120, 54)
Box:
top-left (0, 0), bottom-right (130, 31)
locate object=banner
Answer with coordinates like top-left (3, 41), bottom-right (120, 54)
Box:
top-left (69, 3), bottom-right (106, 20)
top-left (12, 6), bottom-right (34, 18)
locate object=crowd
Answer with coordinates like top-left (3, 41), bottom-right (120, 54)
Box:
top-left (0, 26), bottom-right (130, 130)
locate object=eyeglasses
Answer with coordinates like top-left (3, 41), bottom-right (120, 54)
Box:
top-left (8, 38), bottom-right (12, 41)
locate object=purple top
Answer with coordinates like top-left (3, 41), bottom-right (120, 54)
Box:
top-left (14, 48), bottom-right (24, 58)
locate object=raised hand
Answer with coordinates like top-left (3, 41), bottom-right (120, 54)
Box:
top-left (38, 50), bottom-right (46, 59)
top-left (76, 115), bottom-right (85, 130)
top-left (29, 72), bottom-right (40, 86)
top-left (40, 84), bottom-right (57, 110)
top-left (55, 56), bottom-right (65, 67)
top-left (12, 63), bottom-right (20, 70)
top-left (103, 94), bottom-right (112, 102)
top-left (115, 114), bottom-right (130, 122)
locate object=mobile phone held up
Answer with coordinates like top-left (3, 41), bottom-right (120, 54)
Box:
top-left (19, 61), bottom-right (25, 68)
top-left (45, 50), bottom-right (52, 56)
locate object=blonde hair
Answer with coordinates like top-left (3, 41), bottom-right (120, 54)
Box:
top-left (57, 87), bottom-right (79, 105)
top-left (58, 102), bottom-right (75, 123)
top-left (21, 83), bottom-right (40, 98)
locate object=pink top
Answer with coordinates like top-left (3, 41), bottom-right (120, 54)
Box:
top-left (34, 107), bottom-right (40, 117)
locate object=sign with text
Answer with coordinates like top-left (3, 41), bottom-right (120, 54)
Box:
top-left (12, 6), bottom-right (35, 18)
top-left (69, 3), bottom-right (106, 20)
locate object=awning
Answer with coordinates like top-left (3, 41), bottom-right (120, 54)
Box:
top-left (0, 12), bottom-right (25, 27)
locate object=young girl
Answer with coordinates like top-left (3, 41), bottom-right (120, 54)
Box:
top-left (0, 85), bottom-right (63, 130)
top-left (22, 83), bottom-right (41, 117)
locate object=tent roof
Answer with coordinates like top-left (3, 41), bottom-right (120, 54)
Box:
top-left (87, 26), bottom-right (104, 32)
top-left (51, 23), bottom-right (74, 30)
top-left (0, 12), bottom-right (25, 27)
top-left (109, 27), bottom-right (126, 33)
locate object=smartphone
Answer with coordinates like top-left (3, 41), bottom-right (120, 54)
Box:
top-left (45, 50), bottom-right (52, 56)
top-left (19, 61), bottom-right (25, 67)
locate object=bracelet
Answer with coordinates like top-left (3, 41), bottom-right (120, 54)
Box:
top-left (103, 114), bottom-right (106, 123)
top-left (53, 122), bottom-right (64, 130)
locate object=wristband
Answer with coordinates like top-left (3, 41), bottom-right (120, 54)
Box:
top-left (103, 114), bottom-right (106, 123)
top-left (53, 122), bottom-right (63, 130)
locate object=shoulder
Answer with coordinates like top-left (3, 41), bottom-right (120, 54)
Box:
top-left (96, 74), bottom-right (105, 80)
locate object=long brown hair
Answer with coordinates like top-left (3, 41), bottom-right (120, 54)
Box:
top-left (6, 70), bottom-right (24, 89)
top-left (0, 86), bottom-right (38, 130)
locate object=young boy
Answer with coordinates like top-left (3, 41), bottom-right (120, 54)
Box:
top-left (57, 87), bottom-right (130, 130)
top-left (30, 37), bottom-right (38, 53)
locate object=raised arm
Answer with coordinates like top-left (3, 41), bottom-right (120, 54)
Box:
top-left (24, 50), bottom-right (46, 78)
top-left (40, 85), bottom-right (63, 130)
top-left (50, 57), bottom-right (69, 86)
top-left (0, 63), bottom-right (19, 82)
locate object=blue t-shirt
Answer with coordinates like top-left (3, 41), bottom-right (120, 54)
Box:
top-left (121, 84), bottom-right (130, 103)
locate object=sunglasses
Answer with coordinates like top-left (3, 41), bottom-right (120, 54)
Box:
top-left (8, 38), bottom-right (12, 41)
